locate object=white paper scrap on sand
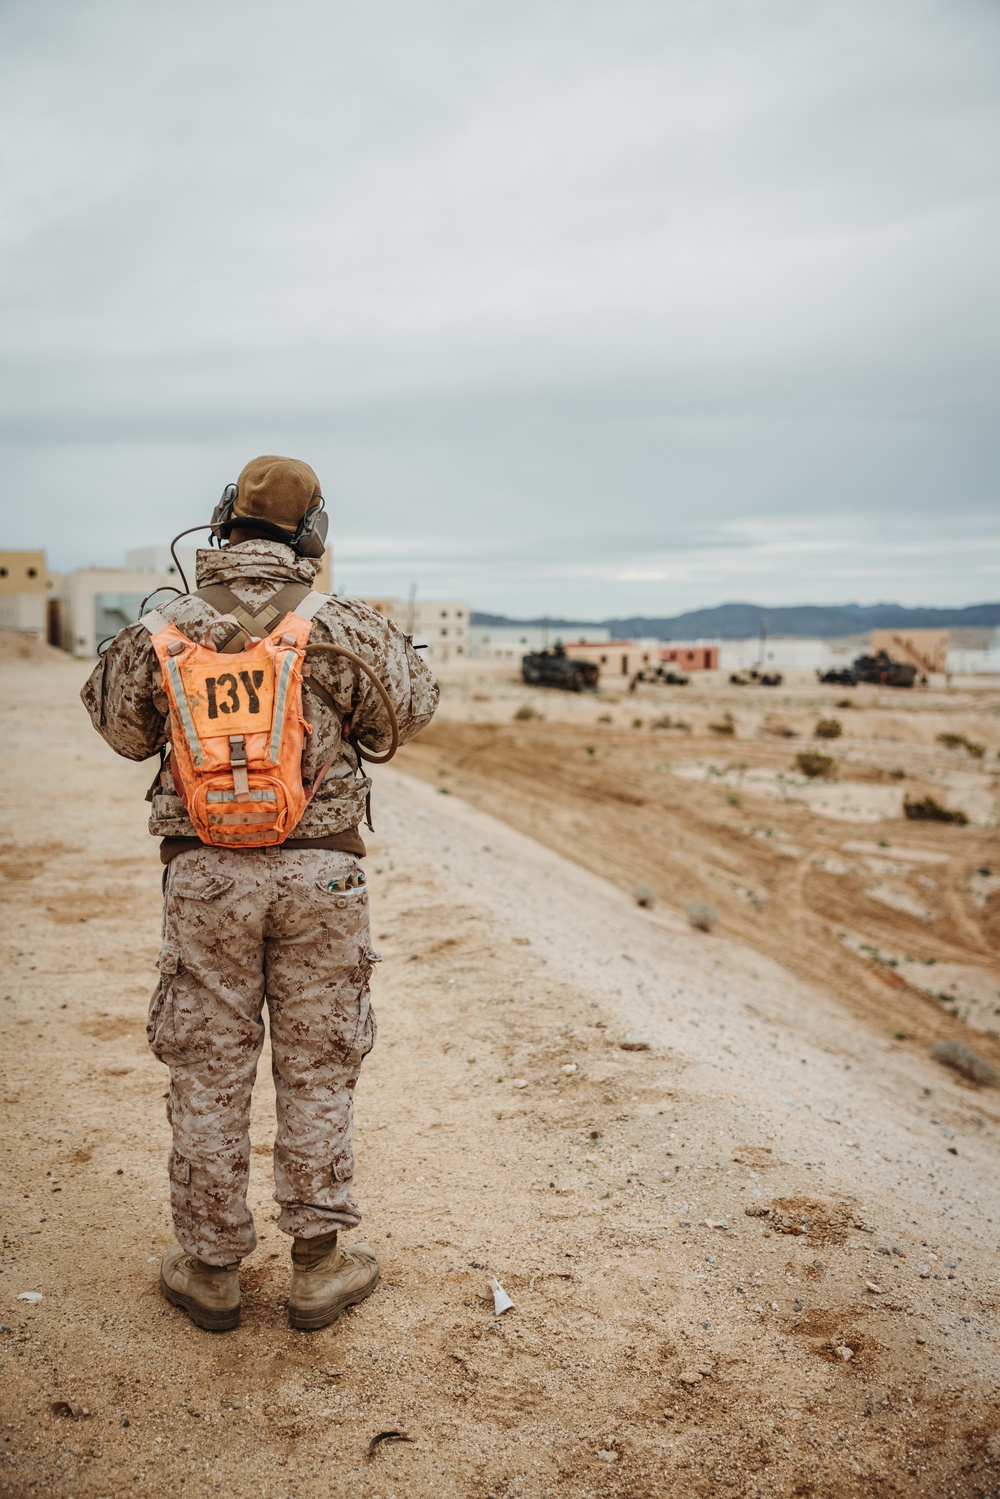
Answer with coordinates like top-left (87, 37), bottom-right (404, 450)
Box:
top-left (17, 1292), bottom-right (43, 1302)
top-left (490, 1278), bottom-right (515, 1315)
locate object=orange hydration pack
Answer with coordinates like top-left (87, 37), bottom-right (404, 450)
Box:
top-left (141, 590), bottom-right (328, 848)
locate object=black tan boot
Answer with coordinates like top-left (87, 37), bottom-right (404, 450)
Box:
top-left (287, 1231), bottom-right (380, 1331)
top-left (159, 1243), bottom-right (240, 1331)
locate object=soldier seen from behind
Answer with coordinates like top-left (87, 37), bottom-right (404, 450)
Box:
top-left (82, 455), bottom-right (439, 1331)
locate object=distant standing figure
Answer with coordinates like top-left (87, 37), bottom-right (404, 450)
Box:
top-left (82, 455), bottom-right (438, 1331)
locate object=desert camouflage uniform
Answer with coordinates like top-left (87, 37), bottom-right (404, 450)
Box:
top-left (82, 541), bottom-right (438, 1264)
top-left (81, 539), bottom-right (437, 838)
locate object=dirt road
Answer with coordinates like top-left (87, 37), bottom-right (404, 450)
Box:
top-left (2, 642), bottom-right (1000, 1498)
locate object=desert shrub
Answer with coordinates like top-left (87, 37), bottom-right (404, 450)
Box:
top-left (652, 716), bottom-right (691, 732)
top-left (709, 720), bottom-right (735, 736)
top-left (632, 883), bottom-right (656, 908)
top-left (685, 901), bottom-right (718, 932)
top-left (936, 732), bottom-right (984, 758)
top-left (765, 719), bottom-right (797, 738)
top-left (795, 751), bottom-right (834, 778)
top-left (597, 713), bottom-right (613, 724)
top-left (931, 1040), bottom-right (996, 1086)
top-left (632, 717), bottom-right (644, 729)
top-left (814, 718), bottom-right (842, 740)
top-left (513, 704), bottom-right (538, 721)
top-left (904, 796), bottom-right (968, 825)
top-left (836, 699), bottom-right (853, 709)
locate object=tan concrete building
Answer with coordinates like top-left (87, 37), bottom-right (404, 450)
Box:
top-left (870, 629), bottom-right (949, 675)
top-left (660, 644), bottom-right (719, 671)
top-left (563, 639), bottom-right (661, 678)
top-left (0, 550), bottom-right (60, 642)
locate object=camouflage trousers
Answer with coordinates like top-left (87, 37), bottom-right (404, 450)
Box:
top-left (147, 847), bottom-right (378, 1266)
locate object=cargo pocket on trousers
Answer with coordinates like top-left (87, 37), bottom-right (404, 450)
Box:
top-left (339, 946), bottom-right (379, 1068)
top-left (147, 942), bottom-right (211, 1066)
top-left (168, 1153), bottom-right (191, 1186)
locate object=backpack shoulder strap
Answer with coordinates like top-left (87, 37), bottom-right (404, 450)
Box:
top-left (291, 590), bottom-right (328, 623)
top-left (195, 581), bottom-right (313, 652)
top-left (139, 608), bottom-right (171, 636)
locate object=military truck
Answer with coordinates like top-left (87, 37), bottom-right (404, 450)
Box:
top-left (521, 644), bottom-right (599, 692)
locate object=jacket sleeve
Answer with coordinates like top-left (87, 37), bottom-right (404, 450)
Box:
top-left (79, 622), bottom-right (167, 762)
top-left (308, 602), bottom-right (439, 755)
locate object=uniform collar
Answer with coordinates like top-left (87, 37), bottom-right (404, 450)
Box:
top-left (193, 539), bottom-right (320, 590)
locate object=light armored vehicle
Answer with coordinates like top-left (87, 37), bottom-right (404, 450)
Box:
top-left (818, 652), bottom-right (917, 689)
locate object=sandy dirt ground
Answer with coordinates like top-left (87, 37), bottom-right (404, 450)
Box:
top-left (2, 639), bottom-right (1000, 1499)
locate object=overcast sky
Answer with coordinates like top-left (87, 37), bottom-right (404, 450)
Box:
top-left (1, 0), bottom-right (997, 617)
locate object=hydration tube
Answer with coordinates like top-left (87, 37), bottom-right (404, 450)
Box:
top-left (303, 643), bottom-right (399, 764)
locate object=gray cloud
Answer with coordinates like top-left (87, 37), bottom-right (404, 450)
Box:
top-left (1, 0), bottom-right (997, 615)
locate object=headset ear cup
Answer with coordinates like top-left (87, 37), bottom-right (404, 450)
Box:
top-left (295, 502), bottom-right (328, 558)
top-left (212, 484), bottom-right (239, 539)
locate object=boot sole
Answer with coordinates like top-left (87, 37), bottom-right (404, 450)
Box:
top-left (288, 1266), bottom-right (381, 1331)
top-left (160, 1274), bottom-right (240, 1332)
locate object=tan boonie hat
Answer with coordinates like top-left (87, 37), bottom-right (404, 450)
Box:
top-left (231, 455), bottom-right (322, 539)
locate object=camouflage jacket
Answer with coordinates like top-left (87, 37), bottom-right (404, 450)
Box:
top-left (81, 540), bottom-right (439, 838)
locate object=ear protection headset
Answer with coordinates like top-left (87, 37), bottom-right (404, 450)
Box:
top-left (210, 482), bottom-right (329, 558)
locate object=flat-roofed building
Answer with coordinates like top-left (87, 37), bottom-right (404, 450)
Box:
top-left (870, 629), bottom-right (948, 675)
top-left (60, 567), bottom-right (177, 656)
top-left (0, 550), bottom-right (60, 642)
top-left (563, 639), bottom-right (660, 678)
top-left (660, 644), bottom-right (719, 671)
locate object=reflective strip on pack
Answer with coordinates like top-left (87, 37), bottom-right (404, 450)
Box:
top-left (268, 650), bottom-right (297, 764)
top-left (206, 789), bottom-right (277, 804)
top-left (209, 812), bottom-right (277, 826)
top-left (164, 655), bottom-right (205, 767)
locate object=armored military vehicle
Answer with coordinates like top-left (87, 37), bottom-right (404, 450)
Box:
top-left (853, 651), bottom-right (917, 687)
top-left (818, 651), bottom-right (917, 688)
top-left (521, 644), bottom-right (599, 692)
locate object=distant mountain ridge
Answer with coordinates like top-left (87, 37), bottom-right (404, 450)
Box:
top-left (471, 601), bottom-right (1000, 640)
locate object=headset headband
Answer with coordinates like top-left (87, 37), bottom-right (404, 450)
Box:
top-left (210, 483), bottom-right (328, 558)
